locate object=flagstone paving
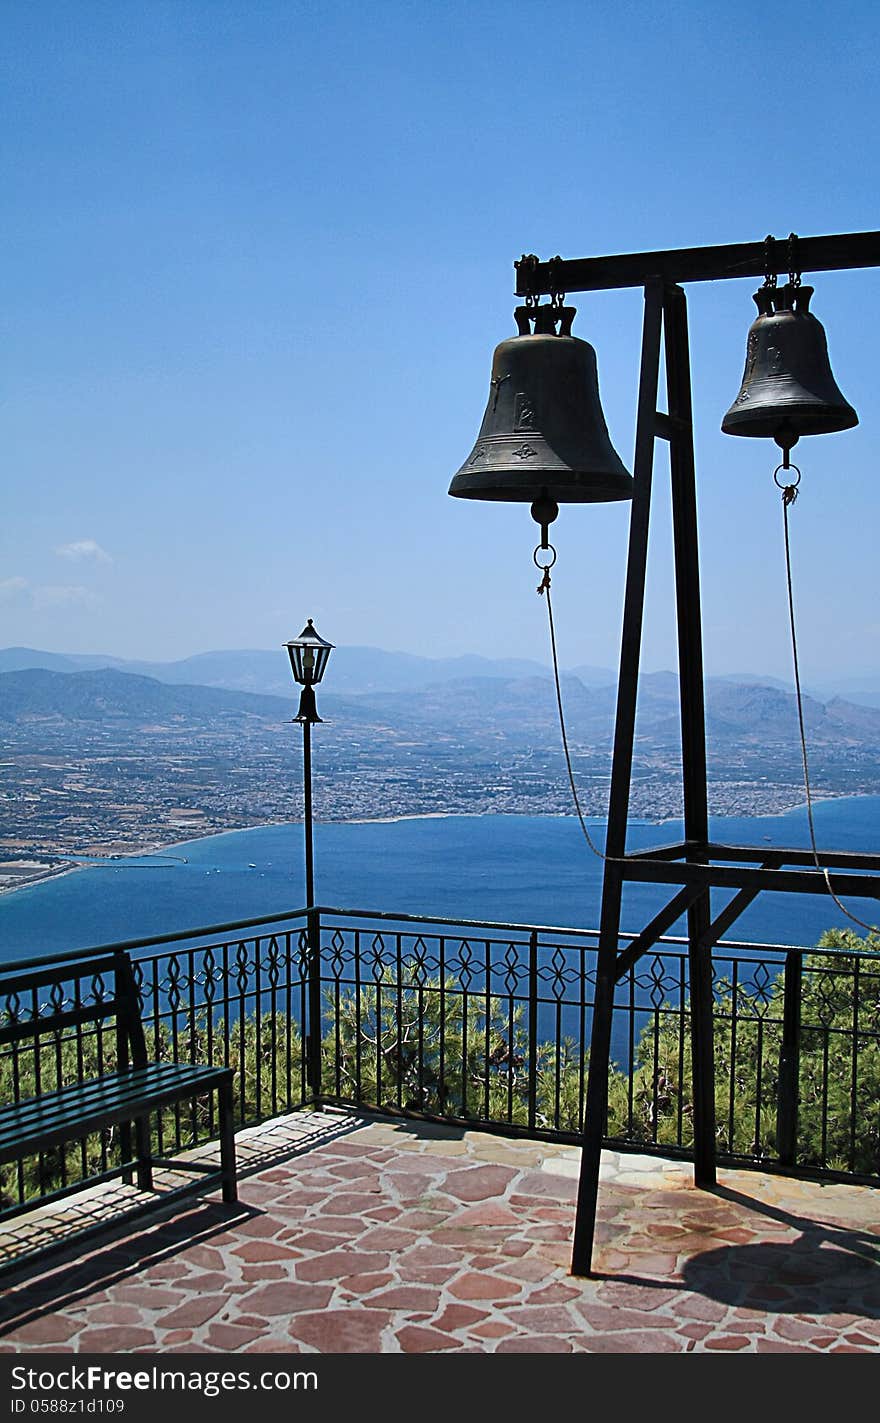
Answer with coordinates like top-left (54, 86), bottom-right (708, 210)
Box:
top-left (1, 1110), bottom-right (878, 1354)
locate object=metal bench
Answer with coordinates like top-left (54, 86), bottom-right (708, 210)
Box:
top-left (0, 949), bottom-right (237, 1237)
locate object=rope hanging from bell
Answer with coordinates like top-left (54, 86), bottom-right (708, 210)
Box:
top-left (722, 235), bottom-right (874, 933)
top-left (529, 496), bottom-right (608, 861)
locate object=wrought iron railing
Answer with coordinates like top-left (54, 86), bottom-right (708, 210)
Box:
top-left (2, 906), bottom-right (878, 1219)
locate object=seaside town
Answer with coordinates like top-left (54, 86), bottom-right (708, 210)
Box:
top-left (0, 702), bottom-right (861, 895)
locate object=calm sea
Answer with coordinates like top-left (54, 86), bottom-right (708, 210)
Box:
top-left (1, 798), bottom-right (879, 966)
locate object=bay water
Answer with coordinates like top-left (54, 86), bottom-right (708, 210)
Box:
top-left (2, 797), bottom-right (879, 966)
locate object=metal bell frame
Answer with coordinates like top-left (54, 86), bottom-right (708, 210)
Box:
top-left (457, 231), bottom-right (880, 1278)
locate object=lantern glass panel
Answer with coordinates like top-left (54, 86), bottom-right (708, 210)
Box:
top-left (284, 619), bottom-right (334, 686)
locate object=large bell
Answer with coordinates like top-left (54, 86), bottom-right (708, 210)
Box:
top-left (722, 283), bottom-right (858, 450)
top-left (449, 303), bottom-right (632, 504)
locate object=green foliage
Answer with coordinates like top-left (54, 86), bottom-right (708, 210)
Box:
top-left (321, 935), bottom-right (880, 1179)
top-left (4, 929), bottom-right (878, 1212)
top-left (796, 929), bottom-right (880, 1173)
top-left (321, 968), bottom-right (629, 1136)
top-left (322, 970), bottom-right (539, 1122)
top-left (0, 1011), bottom-right (304, 1209)
top-left (602, 928), bottom-right (880, 1174)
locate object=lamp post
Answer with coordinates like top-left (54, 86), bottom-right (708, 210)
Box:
top-left (283, 618), bottom-right (334, 908)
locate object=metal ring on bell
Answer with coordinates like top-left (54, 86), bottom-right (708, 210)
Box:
top-left (773, 463), bottom-right (801, 491)
top-left (533, 543), bottom-right (557, 570)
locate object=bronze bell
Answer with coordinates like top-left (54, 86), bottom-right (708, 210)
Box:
top-left (722, 282), bottom-right (858, 452)
top-left (449, 303), bottom-right (633, 505)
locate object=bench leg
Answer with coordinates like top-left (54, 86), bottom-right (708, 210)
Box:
top-left (134, 1114), bottom-right (153, 1191)
top-left (218, 1079), bottom-right (237, 1204)
top-left (119, 1122), bottom-right (134, 1185)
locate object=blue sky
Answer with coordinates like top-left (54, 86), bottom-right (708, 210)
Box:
top-left (3, 0), bottom-right (878, 683)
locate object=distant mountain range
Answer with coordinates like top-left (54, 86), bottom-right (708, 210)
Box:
top-left (0, 645), bottom-right (564, 699)
top-left (2, 643), bottom-right (878, 706)
top-left (2, 660), bottom-right (880, 758)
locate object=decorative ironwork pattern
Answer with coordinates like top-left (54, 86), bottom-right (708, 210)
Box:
top-left (3, 908), bottom-right (878, 1216)
top-left (1, 916), bottom-right (310, 1214)
top-left (314, 912), bottom-right (880, 1180)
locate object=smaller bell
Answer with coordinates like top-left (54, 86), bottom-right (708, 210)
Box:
top-left (722, 282), bottom-right (858, 452)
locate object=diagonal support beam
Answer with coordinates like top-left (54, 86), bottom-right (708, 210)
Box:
top-left (570, 278), bottom-right (664, 1279)
top-left (696, 859), bottom-right (782, 952)
top-left (613, 886), bottom-right (704, 984)
top-left (664, 281), bottom-right (715, 1194)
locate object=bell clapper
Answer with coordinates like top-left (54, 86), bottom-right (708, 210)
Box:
top-left (774, 427), bottom-right (799, 471)
top-left (530, 492), bottom-right (559, 551)
top-left (533, 543), bottom-right (555, 596)
top-left (773, 427), bottom-right (801, 505)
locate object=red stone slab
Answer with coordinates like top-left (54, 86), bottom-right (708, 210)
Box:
top-left (75, 1327), bottom-right (158, 1350)
top-left (432, 1304), bottom-right (488, 1331)
top-left (288, 1308), bottom-right (393, 1352)
top-left (343, 1271), bottom-right (395, 1294)
top-left (576, 1331), bottom-right (685, 1353)
top-left (396, 1324), bottom-right (460, 1352)
top-left (233, 1240), bottom-right (302, 1262)
top-left (361, 1285), bottom-right (443, 1311)
top-left (449, 1271), bottom-right (524, 1301)
top-left (240, 1281), bottom-right (335, 1315)
top-left (495, 1336), bottom-right (574, 1353)
top-left (295, 1250), bottom-right (391, 1282)
top-left (443, 1165), bottom-right (517, 1201)
top-left (156, 1294), bottom-right (227, 1329)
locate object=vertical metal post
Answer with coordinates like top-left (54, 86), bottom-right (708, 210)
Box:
top-left (306, 906), bottom-right (322, 1101)
top-left (302, 719), bottom-right (322, 1102)
top-left (664, 283), bottom-right (716, 1190)
top-left (219, 1075), bottom-right (238, 1203)
top-left (528, 928), bottom-right (539, 1133)
top-left (302, 718), bottom-right (314, 910)
top-left (571, 279), bottom-right (664, 1276)
top-left (776, 950), bottom-right (802, 1166)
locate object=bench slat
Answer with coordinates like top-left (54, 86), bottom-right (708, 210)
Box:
top-left (0, 1063), bottom-right (232, 1127)
top-left (1, 951), bottom-right (238, 1226)
top-left (0, 1064), bottom-right (234, 1163)
top-left (1, 1002), bottom-right (124, 1046)
top-left (0, 1063), bottom-right (231, 1122)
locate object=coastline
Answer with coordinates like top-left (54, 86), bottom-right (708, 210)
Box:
top-left (0, 791), bottom-right (871, 899)
top-left (0, 860), bottom-right (85, 899)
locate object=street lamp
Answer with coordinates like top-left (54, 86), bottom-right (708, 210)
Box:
top-left (283, 618), bottom-right (334, 908)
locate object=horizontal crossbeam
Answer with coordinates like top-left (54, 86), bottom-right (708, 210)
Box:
top-left (515, 231), bottom-right (880, 295)
top-left (705, 843), bottom-right (880, 870)
top-left (625, 840), bottom-right (691, 861)
top-left (609, 855), bottom-right (880, 900)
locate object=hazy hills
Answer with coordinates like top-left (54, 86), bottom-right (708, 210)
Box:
top-left (3, 660), bottom-right (880, 757)
top-left (3, 655), bottom-right (879, 853)
top-left (0, 645), bottom-right (564, 699)
top-left (0, 667), bottom-right (293, 724)
top-left (3, 644), bottom-right (879, 708)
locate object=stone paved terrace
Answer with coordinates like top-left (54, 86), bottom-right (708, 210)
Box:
top-left (1, 1109), bottom-right (879, 1354)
